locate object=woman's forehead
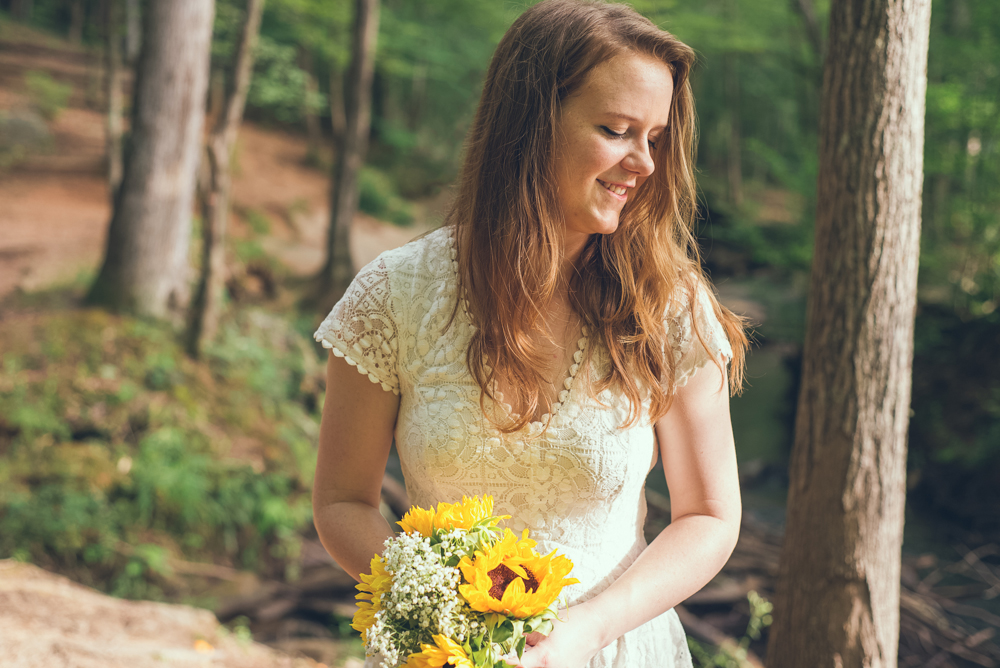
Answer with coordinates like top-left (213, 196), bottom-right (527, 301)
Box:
top-left (568, 53), bottom-right (674, 125)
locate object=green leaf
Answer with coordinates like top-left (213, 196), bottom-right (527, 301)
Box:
top-left (533, 618), bottom-right (554, 637)
top-left (492, 623), bottom-right (512, 644)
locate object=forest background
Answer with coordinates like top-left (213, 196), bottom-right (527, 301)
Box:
top-left (0, 0), bottom-right (998, 666)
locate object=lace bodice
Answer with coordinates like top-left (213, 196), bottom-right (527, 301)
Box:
top-left (315, 227), bottom-right (732, 668)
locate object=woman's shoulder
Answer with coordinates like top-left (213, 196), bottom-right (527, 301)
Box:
top-left (364, 226), bottom-right (454, 284)
top-left (343, 225), bottom-right (458, 322)
top-left (662, 274), bottom-right (734, 386)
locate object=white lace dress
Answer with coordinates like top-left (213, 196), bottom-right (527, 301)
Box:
top-left (314, 227), bottom-right (733, 668)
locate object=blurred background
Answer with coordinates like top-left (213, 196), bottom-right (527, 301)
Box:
top-left (0, 0), bottom-right (997, 666)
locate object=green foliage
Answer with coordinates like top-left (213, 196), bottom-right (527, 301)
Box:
top-left (219, 615), bottom-right (255, 646)
top-left (910, 305), bottom-right (1000, 472)
top-left (244, 208), bottom-right (273, 236)
top-left (0, 308), bottom-right (320, 598)
top-left (247, 35), bottom-right (314, 125)
top-left (920, 0), bottom-right (1000, 322)
top-left (359, 166), bottom-right (414, 226)
top-left (24, 69), bottom-right (71, 120)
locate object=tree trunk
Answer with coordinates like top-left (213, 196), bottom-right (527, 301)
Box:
top-left (765, 0), bottom-right (931, 666)
top-left (300, 47), bottom-right (323, 165)
top-left (124, 0), bottom-right (141, 63)
top-left (329, 65), bottom-right (346, 145)
top-left (186, 0), bottom-right (265, 357)
top-left (104, 0), bottom-right (124, 199)
top-left (317, 0), bottom-right (380, 304)
top-left (86, 0), bottom-right (215, 320)
top-left (68, 0), bottom-right (84, 44)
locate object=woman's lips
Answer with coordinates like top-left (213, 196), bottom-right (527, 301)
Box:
top-left (597, 179), bottom-right (628, 200)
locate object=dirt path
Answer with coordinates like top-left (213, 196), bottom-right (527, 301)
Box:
top-left (0, 559), bottom-right (358, 668)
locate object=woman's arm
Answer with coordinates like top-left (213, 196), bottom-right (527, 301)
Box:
top-left (519, 359), bottom-right (742, 668)
top-left (313, 352), bottom-right (401, 582)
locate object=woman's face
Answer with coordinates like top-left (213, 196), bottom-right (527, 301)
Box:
top-left (552, 51), bottom-right (675, 253)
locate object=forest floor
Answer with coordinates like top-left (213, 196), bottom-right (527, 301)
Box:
top-left (3, 17), bottom-right (999, 668)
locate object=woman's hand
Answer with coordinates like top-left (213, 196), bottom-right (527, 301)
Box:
top-left (516, 604), bottom-right (607, 668)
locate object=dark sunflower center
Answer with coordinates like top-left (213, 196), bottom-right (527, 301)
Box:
top-left (487, 563), bottom-right (540, 600)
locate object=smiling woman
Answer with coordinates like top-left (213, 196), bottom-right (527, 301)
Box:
top-left (311, 2), bottom-right (749, 667)
top-left (553, 53), bottom-right (674, 249)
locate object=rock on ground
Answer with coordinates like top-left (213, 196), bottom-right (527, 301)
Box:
top-left (0, 560), bottom-right (325, 668)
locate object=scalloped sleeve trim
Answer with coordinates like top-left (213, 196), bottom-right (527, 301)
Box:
top-left (668, 282), bottom-right (734, 389)
top-left (313, 257), bottom-right (401, 396)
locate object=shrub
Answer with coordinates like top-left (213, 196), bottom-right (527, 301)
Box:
top-left (358, 166), bottom-right (414, 227)
top-left (24, 70), bottom-right (72, 121)
top-left (0, 307), bottom-right (320, 599)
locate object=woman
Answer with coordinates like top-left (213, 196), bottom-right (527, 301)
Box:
top-left (312, 1), bottom-right (749, 667)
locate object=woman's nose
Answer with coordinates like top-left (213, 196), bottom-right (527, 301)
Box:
top-left (622, 141), bottom-right (655, 177)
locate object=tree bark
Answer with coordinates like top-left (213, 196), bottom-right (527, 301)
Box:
top-left (124, 0), bottom-right (141, 63)
top-left (765, 0), bottom-right (931, 666)
top-left (186, 0), bottom-right (265, 357)
top-left (329, 65), bottom-right (346, 145)
top-left (86, 0), bottom-right (215, 320)
top-left (104, 0), bottom-right (124, 199)
top-left (317, 0), bottom-right (380, 304)
top-left (68, 0), bottom-right (84, 44)
top-left (300, 47), bottom-right (323, 165)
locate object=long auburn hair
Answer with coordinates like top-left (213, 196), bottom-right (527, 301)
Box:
top-left (449, 0), bottom-right (748, 433)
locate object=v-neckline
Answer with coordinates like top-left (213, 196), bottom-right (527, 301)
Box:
top-left (447, 228), bottom-right (589, 434)
top-left (489, 325), bottom-right (589, 433)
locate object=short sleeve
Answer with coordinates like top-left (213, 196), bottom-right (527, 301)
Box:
top-left (314, 257), bottom-right (400, 395)
top-left (666, 281), bottom-right (734, 388)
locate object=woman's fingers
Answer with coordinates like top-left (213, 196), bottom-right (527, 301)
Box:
top-left (524, 631), bottom-right (545, 647)
top-left (516, 644), bottom-right (548, 668)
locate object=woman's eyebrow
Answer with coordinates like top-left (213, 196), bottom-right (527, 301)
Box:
top-left (601, 112), bottom-right (668, 131)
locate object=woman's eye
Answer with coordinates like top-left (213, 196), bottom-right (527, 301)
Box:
top-left (648, 138), bottom-right (659, 151)
top-left (601, 126), bottom-right (626, 138)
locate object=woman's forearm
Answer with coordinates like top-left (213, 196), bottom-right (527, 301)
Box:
top-left (578, 511), bottom-right (741, 649)
top-left (313, 500), bottom-right (396, 582)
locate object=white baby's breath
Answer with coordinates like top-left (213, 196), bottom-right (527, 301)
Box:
top-left (365, 530), bottom-right (476, 666)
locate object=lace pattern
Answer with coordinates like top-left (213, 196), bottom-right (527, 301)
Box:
top-left (314, 257), bottom-right (401, 395)
top-left (315, 227), bottom-right (733, 668)
top-left (667, 280), bottom-right (735, 389)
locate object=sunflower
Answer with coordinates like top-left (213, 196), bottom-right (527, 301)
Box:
top-left (352, 553), bottom-right (392, 641)
top-left (458, 529), bottom-right (579, 618)
top-left (403, 634), bottom-right (475, 668)
top-left (398, 495), bottom-right (508, 536)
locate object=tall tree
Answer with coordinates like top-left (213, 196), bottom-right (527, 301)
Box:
top-left (765, 0), bottom-right (931, 666)
top-left (315, 0), bottom-right (380, 305)
top-left (104, 0), bottom-right (124, 199)
top-left (124, 0), bottom-right (141, 63)
top-left (87, 0), bottom-right (215, 319)
top-left (186, 0), bottom-right (265, 357)
top-left (68, 0), bottom-right (84, 44)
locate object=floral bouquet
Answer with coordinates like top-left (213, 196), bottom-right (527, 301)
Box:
top-left (352, 496), bottom-right (579, 668)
